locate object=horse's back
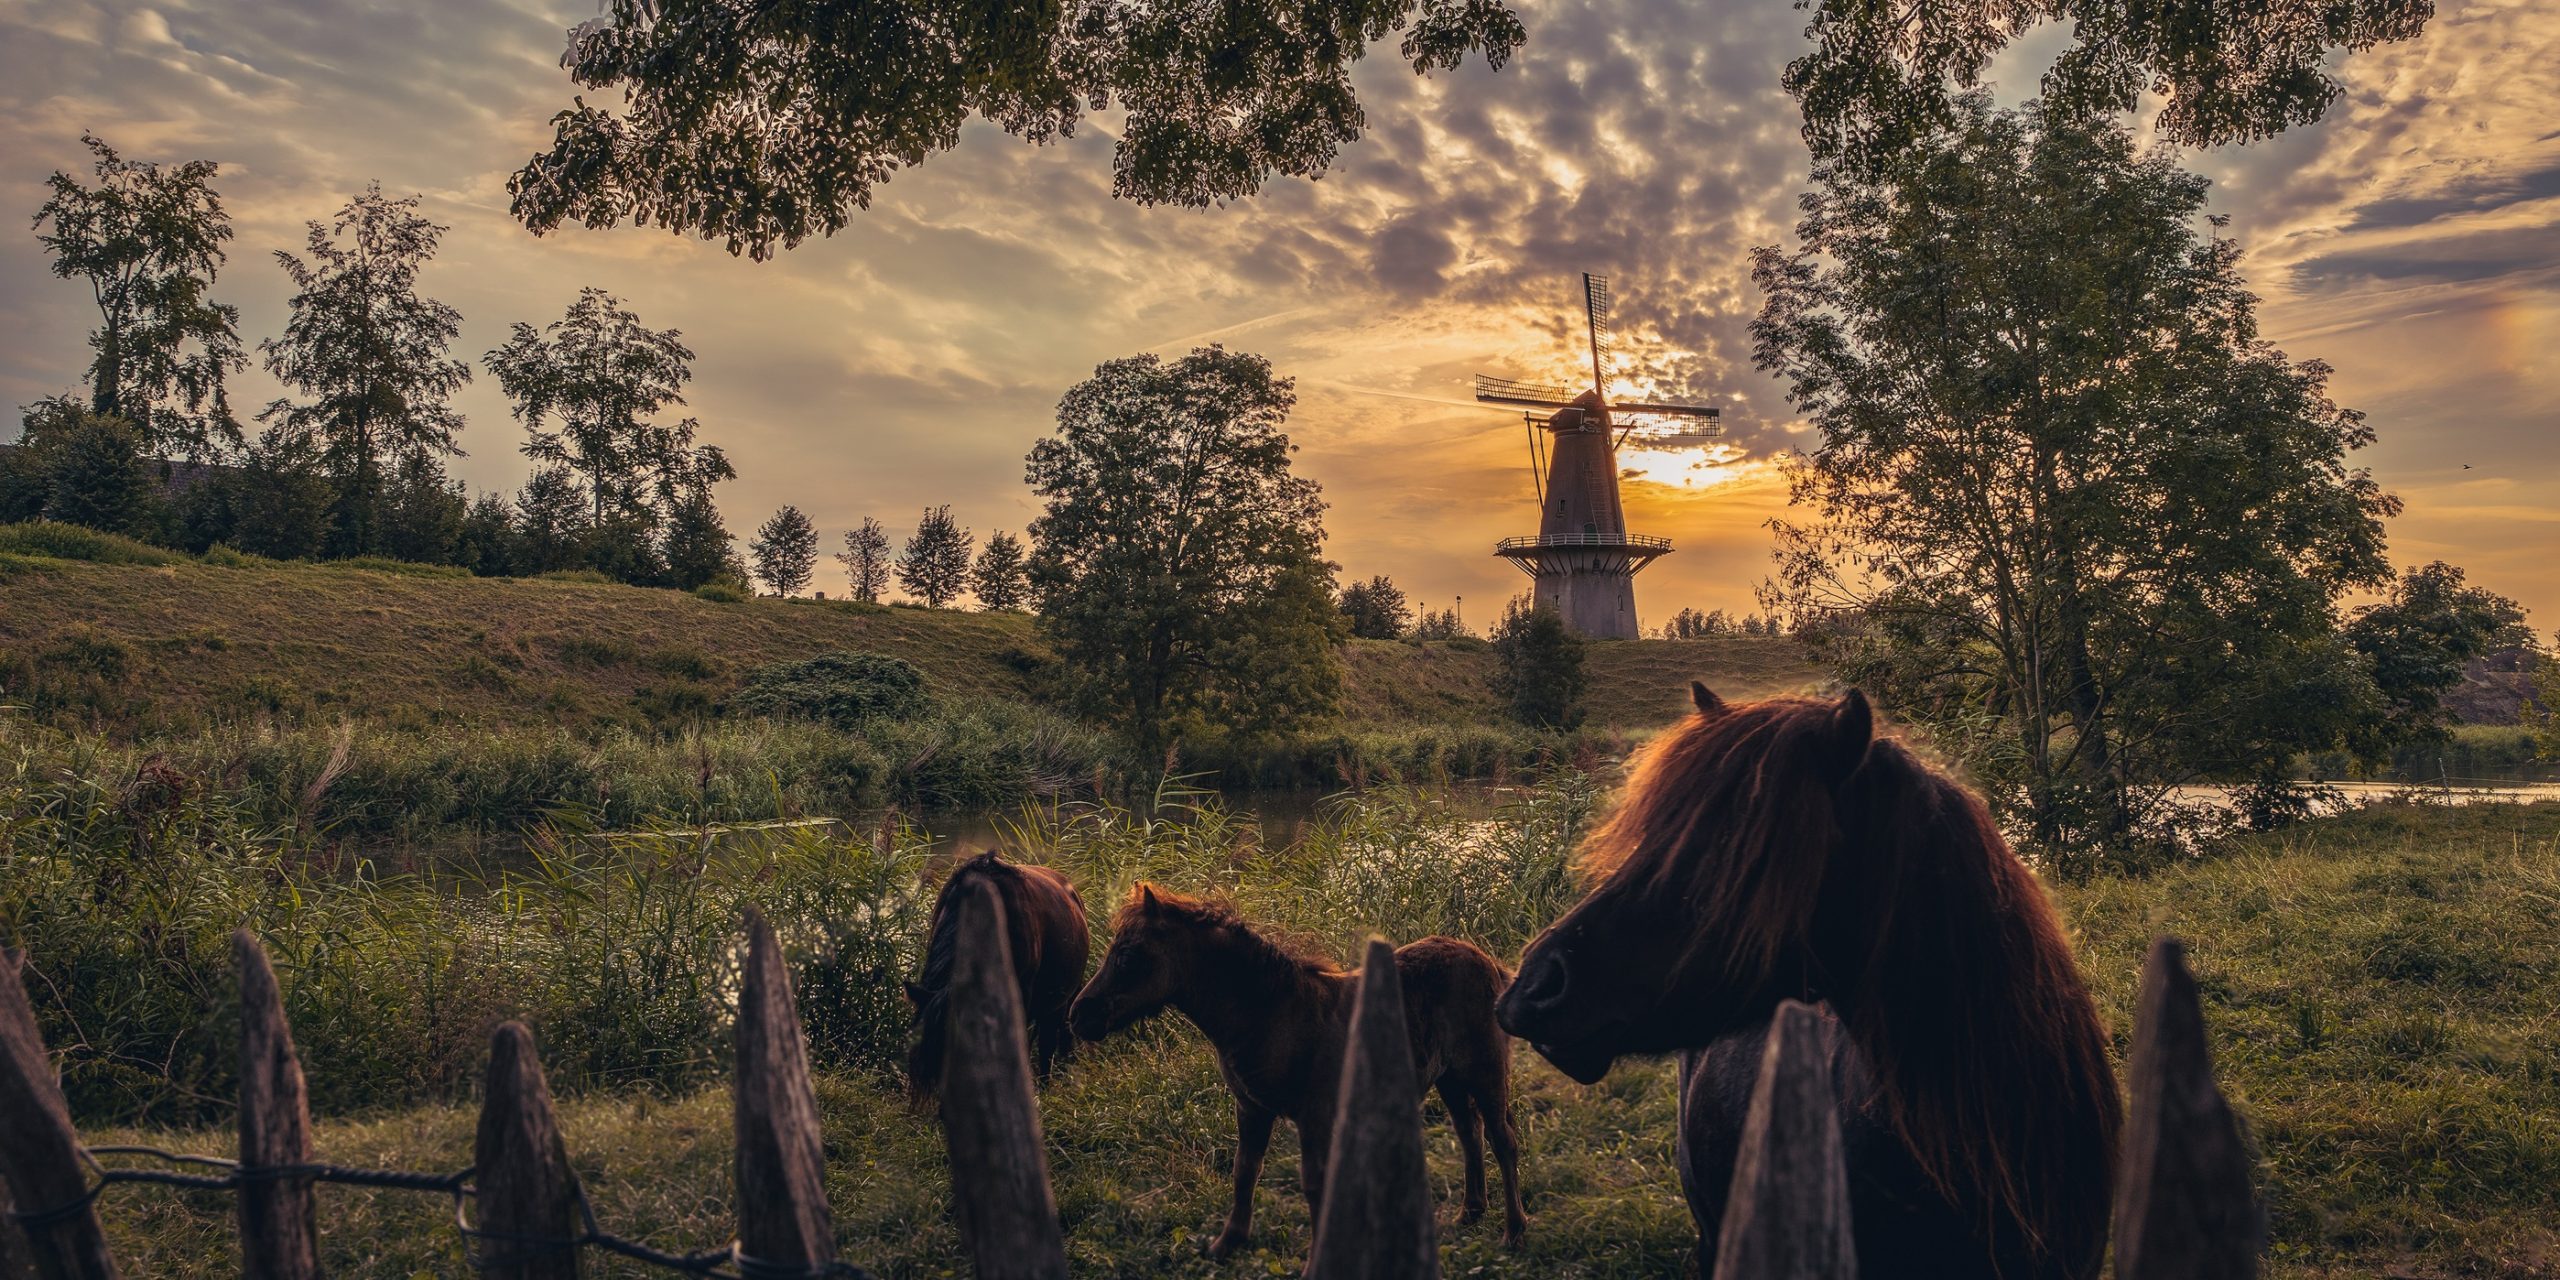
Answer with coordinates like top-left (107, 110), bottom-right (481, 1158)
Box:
top-left (1004, 861), bottom-right (1090, 1011)
top-left (1389, 936), bottom-right (1509, 1084)
top-left (1680, 1015), bottom-right (2070, 1280)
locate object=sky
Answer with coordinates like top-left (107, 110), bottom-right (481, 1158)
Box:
top-left (2, 0), bottom-right (2554, 632)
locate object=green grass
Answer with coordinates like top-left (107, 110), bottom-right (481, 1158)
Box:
top-left (27, 794), bottom-right (2560, 1277)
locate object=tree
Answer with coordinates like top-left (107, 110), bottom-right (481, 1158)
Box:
top-left (228, 437), bottom-right (337, 560)
top-left (970, 530), bottom-right (1030, 612)
top-left (1789, 1), bottom-right (2430, 173)
top-left (2344, 562), bottom-right (2531, 754)
top-left (1411, 607), bottom-right (1469, 641)
top-left (1337, 575), bottom-right (1412, 639)
top-left (1754, 98), bottom-right (2397, 861)
top-left (40, 407), bottom-right (156, 534)
top-left (1492, 595), bottom-right (1585, 728)
top-left (1025, 346), bottom-right (1341, 754)
top-left (751, 504), bottom-right (819, 596)
top-left (510, 466), bottom-right (590, 574)
top-left (897, 505), bottom-right (973, 608)
top-left (456, 492), bottom-right (518, 577)
top-left (2530, 641), bottom-right (2560, 762)
top-left (257, 184), bottom-right (471, 556)
top-left (661, 484), bottom-right (741, 590)
top-left (507, 0), bottom-right (2418, 258)
top-left (483, 289), bottom-right (716, 579)
top-left (1661, 606), bottom-right (1736, 640)
top-left (33, 134), bottom-right (244, 458)
top-left (376, 454), bottom-right (467, 564)
top-left (837, 518), bottom-right (892, 603)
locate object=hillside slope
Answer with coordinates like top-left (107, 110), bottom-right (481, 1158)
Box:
top-left (0, 552), bottom-right (1822, 737)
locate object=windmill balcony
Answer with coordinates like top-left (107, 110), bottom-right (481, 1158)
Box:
top-left (1495, 532), bottom-right (1674, 552)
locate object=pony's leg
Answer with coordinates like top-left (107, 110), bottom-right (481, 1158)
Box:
top-left (1208, 1102), bottom-right (1275, 1259)
top-left (1031, 1010), bottom-right (1069, 1082)
top-left (1478, 1079), bottom-right (1528, 1249)
top-left (1296, 1106), bottom-right (1331, 1218)
top-left (1437, 1082), bottom-right (1488, 1224)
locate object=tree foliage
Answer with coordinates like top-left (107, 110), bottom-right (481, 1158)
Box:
top-left (505, 0), bottom-right (2419, 257)
top-left (1491, 594), bottom-right (1584, 728)
top-left (970, 530), bottom-right (1030, 612)
top-left (1789, 0), bottom-right (2432, 172)
top-left (897, 505), bottom-right (974, 608)
top-left (509, 0), bottom-right (1527, 257)
top-left (837, 518), bottom-right (892, 604)
top-left (32, 134), bottom-right (244, 458)
top-left (258, 184), bottom-right (471, 556)
top-left (750, 504), bottom-right (819, 596)
top-left (1025, 346), bottom-right (1340, 754)
top-left (1337, 574), bottom-right (1411, 639)
top-left (2344, 562), bottom-right (2531, 752)
top-left (482, 288), bottom-right (733, 585)
top-left (37, 406), bottom-right (156, 535)
top-left (1754, 99), bottom-right (2397, 862)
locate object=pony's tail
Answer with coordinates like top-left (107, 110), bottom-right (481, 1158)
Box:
top-left (906, 992), bottom-right (950, 1106)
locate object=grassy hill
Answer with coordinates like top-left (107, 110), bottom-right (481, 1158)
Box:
top-left (0, 534), bottom-right (1821, 741)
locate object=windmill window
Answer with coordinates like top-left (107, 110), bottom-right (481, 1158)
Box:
top-left (1584, 522), bottom-right (1597, 536)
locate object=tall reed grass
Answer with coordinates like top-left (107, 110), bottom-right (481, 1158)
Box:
top-left (2, 745), bottom-right (1604, 1127)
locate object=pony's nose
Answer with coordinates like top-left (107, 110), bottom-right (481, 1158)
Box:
top-left (1069, 997), bottom-right (1106, 1041)
top-left (1499, 946), bottom-right (1574, 1034)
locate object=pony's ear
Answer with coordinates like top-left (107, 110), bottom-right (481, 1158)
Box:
top-left (902, 980), bottom-right (926, 1007)
top-left (1824, 688), bottom-right (1874, 782)
top-left (1690, 681), bottom-right (1725, 716)
top-left (1136, 883), bottom-right (1162, 913)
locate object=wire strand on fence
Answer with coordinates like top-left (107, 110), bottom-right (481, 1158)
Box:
top-left (2, 1144), bottom-right (873, 1280)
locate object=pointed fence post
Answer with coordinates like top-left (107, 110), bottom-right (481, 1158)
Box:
top-left (0, 948), bottom-right (118, 1280)
top-left (1306, 937), bottom-right (1438, 1280)
top-left (473, 1022), bottom-right (581, 1279)
top-left (939, 879), bottom-right (1069, 1280)
top-left (235, 932), bottom-right (321, 1280)
top-left (1713, 999), bottom-right (1857, 1280)
top-left (2115, 937), bottom-right (2258, 1280)
top-left (733, 908), bottom-right (836, 1273)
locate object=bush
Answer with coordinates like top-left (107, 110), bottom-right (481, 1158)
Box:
top-left (0, 520), bottom-right (180, 565)
top-left (691, 580), bottom-right (747, 603)
top-left (731, 651), bottom-right (933, 730)
top-left (333, 556), bottom-right (470, 579)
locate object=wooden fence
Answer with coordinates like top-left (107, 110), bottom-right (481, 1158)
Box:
top-left (0, 882), bottom-right (2257, 1278)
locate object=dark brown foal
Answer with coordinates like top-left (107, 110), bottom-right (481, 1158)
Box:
top-left (1069, 884), bottom-right (1526, 1258)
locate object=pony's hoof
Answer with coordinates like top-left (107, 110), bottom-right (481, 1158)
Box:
top-left (1503, 1216), bottom-right (1529, 1250)
top-left (1205, 1232), bottom-right (1246, 1260)
top-left (1459, 1205), bottom-right (1486, 1226)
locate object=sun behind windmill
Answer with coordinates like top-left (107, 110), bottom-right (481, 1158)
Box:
top-left (1475, 274), bottom-right (1721, 639)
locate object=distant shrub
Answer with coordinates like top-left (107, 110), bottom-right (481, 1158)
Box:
top-left (196, 543), bottom-right (276, 569)
top-left (40, 628), bottom-right (136, 684)
top-left (691, 581), bottom-right (747, 603)
top-left (995, 645), bottom-right (1054, 675)
top-left (645, 645), bottom-right (725, 680)
top-left (539, 568), bottom-right (616, 585)
top-left (553, 635), bottom-right (638, 667)
top-left (632, 679), bottom-right (721, 727)
top-left (450, 654), bottom-right (516, 692)
top-left (731, 651), bottom-right (933, 730)
top-left (0, 521), bottom-right (180, 566)
top-left (334, 556), bottom-right (469, 579)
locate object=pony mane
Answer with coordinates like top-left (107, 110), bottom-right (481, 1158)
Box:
top-left (1588, 695), bottom-right (2119, 1267)
top-left (1114, 884), bottom-right (1344, 983)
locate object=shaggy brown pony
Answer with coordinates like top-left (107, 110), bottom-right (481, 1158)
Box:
top-left (904, 852), bottom-right (1090, 1102)
top-left (1498, 684), bottom-right (2119, 1278)
top-left (1069, 885), bottom-right (1526, 1257)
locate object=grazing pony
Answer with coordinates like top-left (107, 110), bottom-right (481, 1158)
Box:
top-left (1497, 684), bottom-right (2119, 1279)
top-left (904, 851), bottom-right (1090, 1102)
top-left (1069, 885), bottom-right (1526, 1257)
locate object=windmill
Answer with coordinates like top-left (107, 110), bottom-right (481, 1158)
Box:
top-left (1475, 273), bottom-right (1720, 639)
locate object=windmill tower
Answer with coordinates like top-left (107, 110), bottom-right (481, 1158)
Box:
top-left (1476, 274), bottom-right (1720, 639)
